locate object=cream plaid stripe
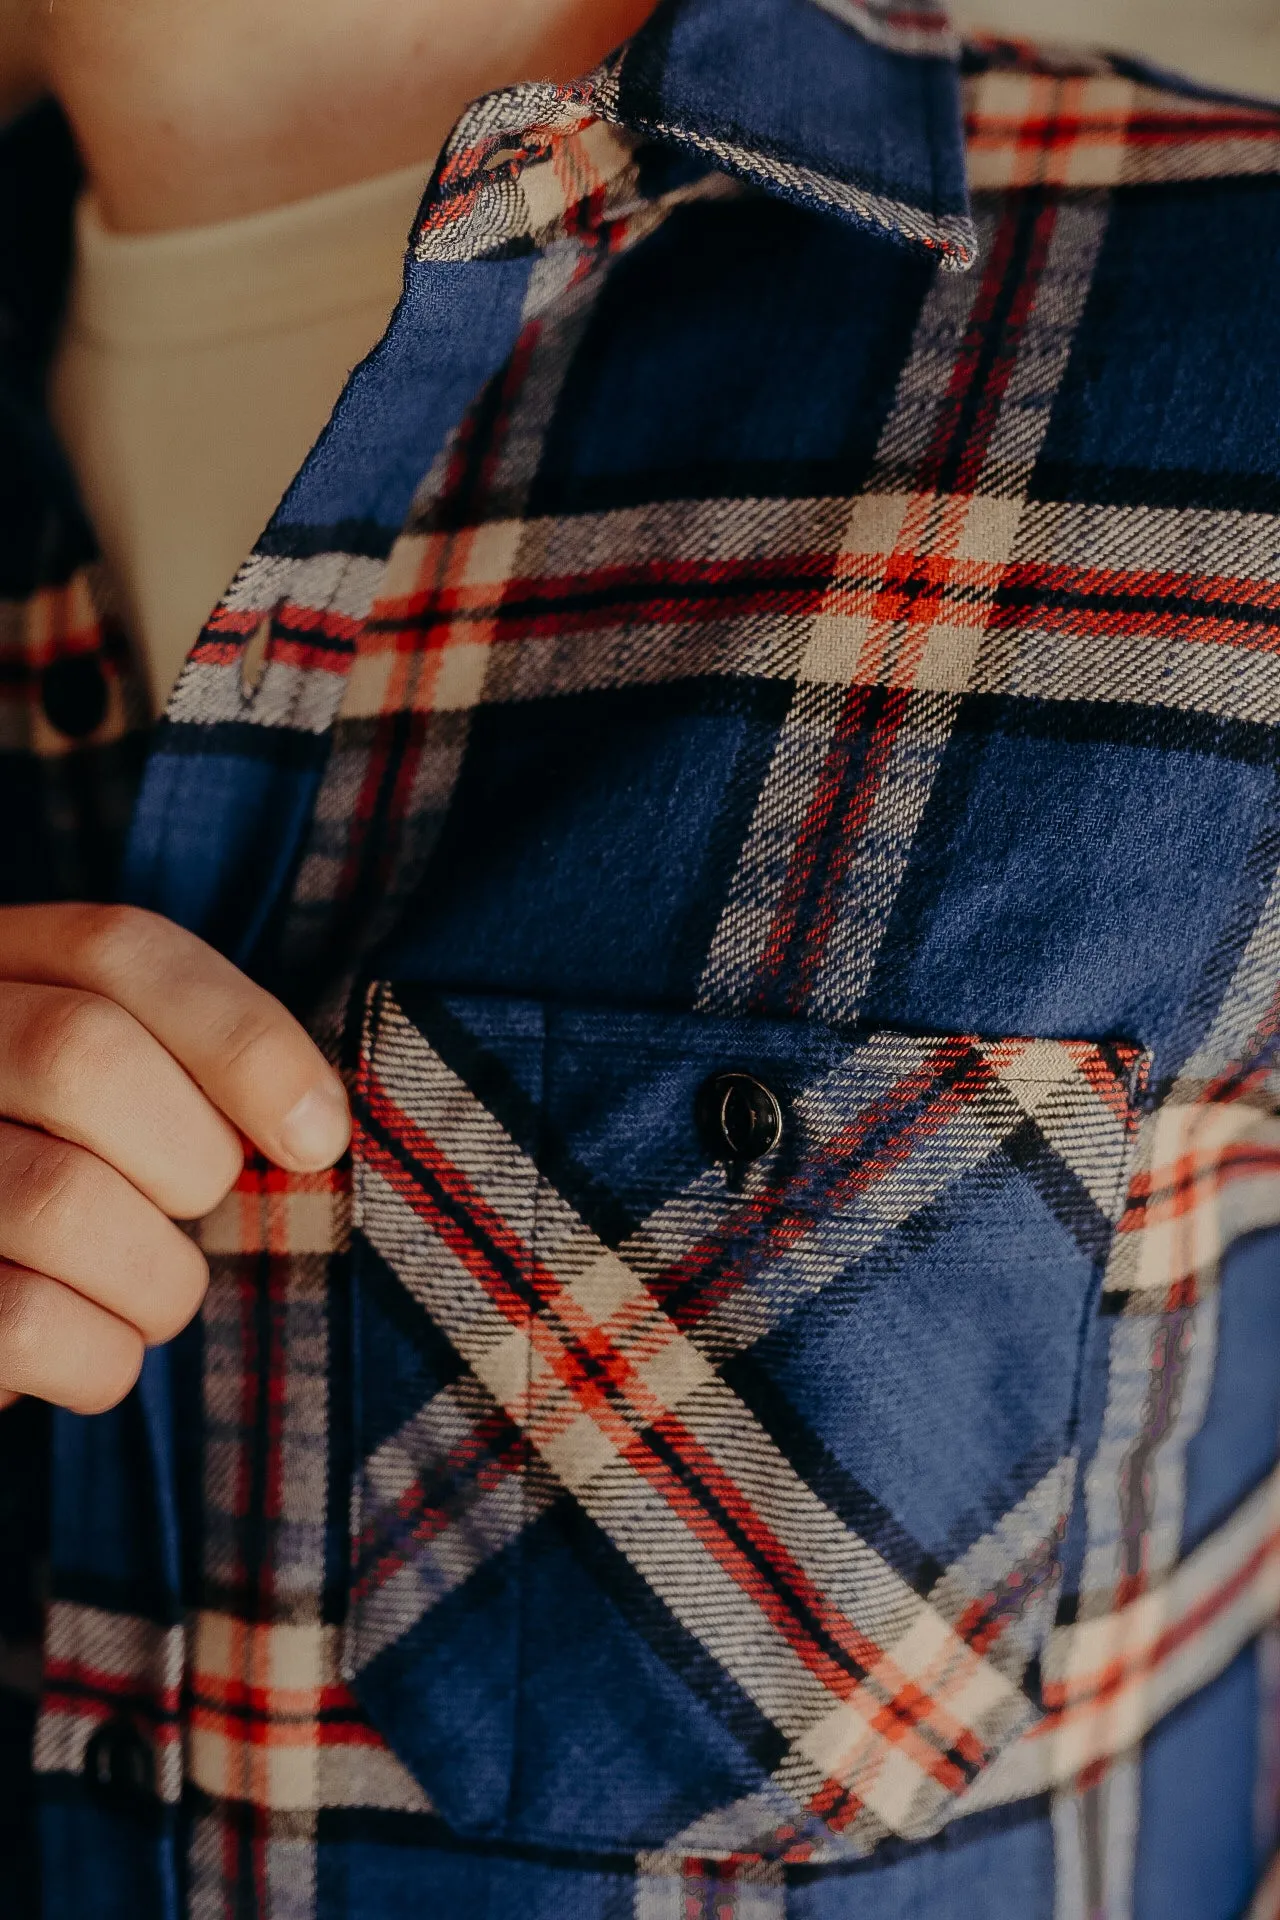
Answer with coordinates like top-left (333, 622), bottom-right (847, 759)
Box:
top-left (966, 68), bottom-right (1280, 193)
top-left (166, 549), bottom-right (384, 735)
top-left (355, 998), bottom-right (1136, 1581)
top-left (348, 991), bottom-right (1138, 1843)
top-left (624, 1035), bottom-right (1136, 1363)
top-left (643, 1466), bottom-right (1074, 1864)
top-left (697, 191), bottom-right (1109, 1024)
top-left (351, 1376), bottom-right (558, 1668)
top-left (634, 1853), bottom-right (788, 1919)
top-left (0, 567), bottom-right (142, 758)
top-left (320, 492), bottom-right (1280, 736)
top-left (960, 1449), bottom-right (1280, 1814)
top-left (34, 1603), bottom-right (186, 1806)
top-left (1106, 1092), bottom-right (1280, 1298)
top-left (44, 1431), bottom-right (1279, 1837)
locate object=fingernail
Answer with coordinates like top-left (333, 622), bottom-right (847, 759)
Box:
top-left (279, 1080), bottom-right (350, 1169)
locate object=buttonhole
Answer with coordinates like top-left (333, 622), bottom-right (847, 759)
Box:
top-left (241, 613), bottom-right (272, 698)
top-left (485, 146), bottom-right (524, 172)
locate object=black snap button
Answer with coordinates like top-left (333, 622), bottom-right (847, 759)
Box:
top-left (697, 1071), bottom-right (784, 1164)
top-left (41, 654), bottom-right (109, 740)
top-left (83, 1716), bottom-right (156, 1813)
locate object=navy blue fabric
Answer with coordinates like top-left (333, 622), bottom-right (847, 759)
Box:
top-left (527, 195), bottom-right (933, 515)
top-left (619, 0), bottom-right (969, 221)
top-left (37, 1788), bottom-right (179, 1920)
top-left (1183, 1230), bottom-right (1280, 1554)
top-left (277, 256), bottom-right (536, 539)
top-left (311, 1802), bottom-right (1056, 1919)
top-left (865, 707), bottom-right (1280, 1068)
top-left (1134, 1649), bottom-right (1266, 1920)
top-left (379, 679), bottom-right (794, 1003)
top-left (1033, 179), bottom-right (1280, 516)
top-left (348, 987), bottom-right (1125, 1854)
top-left (4, 8), bottom-right (1280, 1918)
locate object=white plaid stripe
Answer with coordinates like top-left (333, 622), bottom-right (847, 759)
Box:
top-left (185, 1616), bottom-right (430, 1815)
top-left (416, 111), bottom-right (641, 266)
top-left (0, 566), bottom-right (143, 756)
top-left (279, 170), bottom-right (740, 1003)
top-left (1039, 687), bottom-right (1280, 1913)
top-left (166, 550), bottom-right (383, 735)
top-left (196, 1168), bottom-right (350, 1260)
top-left (351, 1138), bottom-right (1037, 1824)
top-left (197, 1244), bottom-right (336, 1619)
top-left (360, 1001), bottom-right (1137, 1441)
top-left (804, 189), bottom-right (1111, 1023)
top-left (634, 1853), bottom-right (788, 1918)
top-left (927, 1459), bottom-right (1078, 1681)
top-left (659, 1464), bottom-right (1076, 1865)
top-left (351, 1379), bottom-right (559, 1668)
top-left (33, 1603), bottom-right (186, 1805)
top-left (693, 255), bottom-right (990, 1018)
top-left (189, 1812), bottom-right (316, 1920)
top-left (965, 67), bottom-right (1280, 194)
top-left (348, 991), bottom-right (1141, 1847)
top-left (1051, 1757), bottom-right (1141, 1920)
top-left (958, 1450), bottom-right (1280, 1814)
top-left (326, 488), bottom-right (1280, 737)
top-left (629, 1039), bottom-right (1137, 1364)
top-left (696, 192), bottom-right (1110, 1024)
top-left (1077, 1294), bottom-right (1219, 1621)
top-left (39, 1426), bottom-right (1280, 1835)
top-left (1182, 885), bottom-right (1280, 1094)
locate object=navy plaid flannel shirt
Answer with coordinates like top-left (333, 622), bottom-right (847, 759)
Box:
top-left (6, 2), bottom-right (1280, 1914)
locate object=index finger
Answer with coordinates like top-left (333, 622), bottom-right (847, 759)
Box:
top-left (0, 905), bottom-right (350, 1173)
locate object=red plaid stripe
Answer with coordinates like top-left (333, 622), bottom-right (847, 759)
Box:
top-left (348, 989), bottom-right (1140, 1851)
top-left (966, 58), bottom-right (1280, 190)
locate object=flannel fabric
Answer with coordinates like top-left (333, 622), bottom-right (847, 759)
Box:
top-left (6, 1), bottom-right (1280, 1914)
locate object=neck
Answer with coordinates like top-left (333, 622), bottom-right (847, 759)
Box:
top-left (5, 0), bottom-right (655, 233)
top-left (949, 0), bottom-right (1280, 100)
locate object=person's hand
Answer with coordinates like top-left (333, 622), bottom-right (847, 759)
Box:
top-left (0, 905), bottom-right (350, 1415)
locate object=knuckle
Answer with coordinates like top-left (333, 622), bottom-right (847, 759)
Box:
top-left (66, 904), bottom-right (175, 996)
top-left (213, 1005), bottom-right (282, 1079)
top-left (0, 1272), bottom-right (48, 1377)
top-left (0, 1134), bottom-right (86, 1242)
top-left (11, 989), bottom-right (130, 1103)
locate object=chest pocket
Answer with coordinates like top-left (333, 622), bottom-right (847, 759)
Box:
top-left (345, 982), bottom-right (1144, 1854)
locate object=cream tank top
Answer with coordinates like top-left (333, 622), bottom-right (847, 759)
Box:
top-left (50, 159), bottom-right (433, 707)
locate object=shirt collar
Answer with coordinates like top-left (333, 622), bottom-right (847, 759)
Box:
top-left (4, 0), bottom-right (974, 324)
top-left (607, 0), bottom-right (975, 267)
top-left (419, 0), bottom-right (974, 272)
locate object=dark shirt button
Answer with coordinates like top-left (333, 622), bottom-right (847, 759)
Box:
top-left (83, 1717), bottom-right (156, 1813)
top-left (41, 654), bottom-right (109, 740)
top-left (697, 1071), bottom-right (784, 1164)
